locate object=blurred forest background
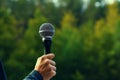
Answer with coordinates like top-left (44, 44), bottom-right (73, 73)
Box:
top-left (0, 0), bottom-right (120, 80)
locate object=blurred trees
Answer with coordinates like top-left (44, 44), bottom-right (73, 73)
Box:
top-left (83, 0), bottom-right (106, 24)
top-left (0, 0), bottom-right (120, 80)
top-left (0, 8), bottom-right (17, 61)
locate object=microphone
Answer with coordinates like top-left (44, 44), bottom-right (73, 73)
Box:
top-left (39, 23), bottom-right (55, 54)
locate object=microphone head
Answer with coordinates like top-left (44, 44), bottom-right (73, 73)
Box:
top-left (39, 23), bottom-right (55, 40)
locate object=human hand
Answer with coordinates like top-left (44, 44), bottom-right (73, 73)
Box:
top-left (34, 53), bottom-right (56, 80)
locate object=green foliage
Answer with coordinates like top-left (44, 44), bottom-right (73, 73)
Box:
top-left (72, 71), bottom-right (84, 80)
top-left (0, 8), bottom-right (17, 60)
top-left (61, 11), bottom-right (77, 28)
top-left (5, 8), bottom-right (48, 80)
top-left (7, 0), bottom-right (35, 20)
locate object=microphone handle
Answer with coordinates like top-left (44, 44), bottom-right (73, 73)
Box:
top-left (43, 39), bottom-right (52, 54)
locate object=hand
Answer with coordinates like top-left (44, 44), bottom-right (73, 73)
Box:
top-left (34, 53), bottom-right (56, 80)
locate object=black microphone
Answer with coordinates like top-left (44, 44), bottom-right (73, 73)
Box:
top-left (39, 23), bottom-right (55, 54)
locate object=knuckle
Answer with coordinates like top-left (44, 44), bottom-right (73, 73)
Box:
top-left (53, 61), bottom-right (56, 65)
top-left (41, 55), bottom-right (46, 61)
top-left (54, 66), bottom-right (56, 71)
top-left (47, 64), bottom-right (52, 71)
top-left (37, 57), bottom-right (41, 61)
top-left (52, 70), bottom-right (56, 76)
top-left (41, 57), bottom-right (45, 61)
top-left (49, 65), bottom-right (56, 71)
top-left (45, 59), bottom-right (50, 64)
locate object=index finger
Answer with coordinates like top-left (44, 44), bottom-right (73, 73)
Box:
top-left (43, 53), bottom-right (55, 59)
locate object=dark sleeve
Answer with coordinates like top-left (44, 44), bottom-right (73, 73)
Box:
top-left (0, 59), bottom-right (7, 80)
top-left (23, 70), bottom-right (43, 80)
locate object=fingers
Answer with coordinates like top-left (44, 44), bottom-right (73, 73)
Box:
top-left (50, 69), bottom-right (56, 77)
top-left (43, 53), bottom-right (55, 59)
top-left (40, 53), bottom-right (56, 70)
top-left (48, 59), bottom-right (56, 66)
top-left (35, 53), bottom-right (56, 80)
top-left (37, 53), bottom-right (55, 63)
top-left (47, 65), bottom-right (56, 77)
top-left (52, 70), bottom-right (56, 76)
top-left (50, 64), bottom-right (56, 71)
top-left (44, 57), bottom-right (56, 72)
top-left (44, 59), bottom-right (56, 69)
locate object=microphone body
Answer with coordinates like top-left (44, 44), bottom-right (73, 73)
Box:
top-left (39, 23), bottom-right (55, 54)
top-left (43, 39), bottom-right (52, 54)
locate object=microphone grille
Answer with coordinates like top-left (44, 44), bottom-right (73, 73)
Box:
top-left (39, 23), bottom-right (55, 39)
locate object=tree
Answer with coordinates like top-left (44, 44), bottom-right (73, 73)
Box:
top-left (52, 11), bottom-right (85, 80)
top-left (5, 7), bottom-right (47, 80)
top-left (7, 0), bottom-right (35, 20)
top-left (83, 0), bottom-right (106, 24)
top-left (0, 7), bottom-right (22, 80)
top-left (61, 11), bottom-right (76, 28)
top-left (0, 8), bottom-right (17, 61)
top-left (58, 0), bottom-right (82, 26)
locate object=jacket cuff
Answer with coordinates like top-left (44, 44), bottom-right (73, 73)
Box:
top-left (24, 70), bottom-right (43, 80)
top-left (31, 70), bottom-right (43, 80)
